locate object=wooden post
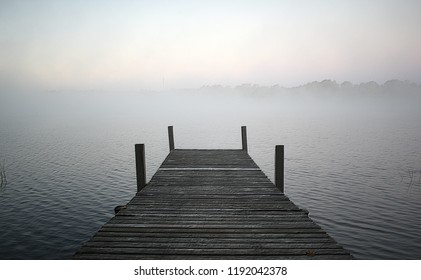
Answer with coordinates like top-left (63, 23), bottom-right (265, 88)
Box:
top-left (168, 126), bottom-right (175, 151)
top-left (241, 126), bottom-right (248, 152)
top-left (135, 144), bottom-right (146, 192)
top-left (275, 145), bottom-right (284, 193)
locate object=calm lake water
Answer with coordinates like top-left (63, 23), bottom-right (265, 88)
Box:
top-left (1, 88), bottom-right (421, 259)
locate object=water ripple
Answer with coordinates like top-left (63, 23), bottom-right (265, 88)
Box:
top-left (1, 93), bottom-right (421, 259)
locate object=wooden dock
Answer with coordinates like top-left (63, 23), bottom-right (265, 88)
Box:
top-left (73, 127), bottom-right (352, 260)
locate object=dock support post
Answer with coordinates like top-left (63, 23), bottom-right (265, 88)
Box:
top-left (275, 145), bottom-right (284, 193)
top-left (135, 144), bottom-right (146, 192)
top-left (168, 126), bottom-right (175, 151)
top-left (241, 126), bottom-right (248, 152)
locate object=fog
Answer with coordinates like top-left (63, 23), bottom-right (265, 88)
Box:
top-left (1, 80), bottom-right (420, 131)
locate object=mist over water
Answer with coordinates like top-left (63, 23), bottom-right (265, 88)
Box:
top-left (1, 81), bottom-right (421, 259)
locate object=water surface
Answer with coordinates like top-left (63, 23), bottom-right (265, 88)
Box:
top-left (1, 88), bottom-right (420, 259)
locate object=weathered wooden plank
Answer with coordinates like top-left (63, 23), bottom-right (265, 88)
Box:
top-left (93, 232), bottom-right (334, 239)
top-left (121, 207), bottom-right (301, 212)
top-left (124, 201), bottom-right (298, 206)
top-left (77, 247), bottom-right (350, 256)
top-left (115, 211), bottom-right (308, 217)
top-left (82, 241), bottom-right (342, 250)
top-left (101, 223), bottom-right (320, 229)
top-left (73, 253), bottom-right (354, 260)
top-left (105, 222), bottom-right (315, 228)
top-left (124, 202), bottom-right (299, 207)
top-left (128, 199), bottom-right (293, 204)
top-left (133, 190), bottom-right (285, 195)
top-left (90, 236), bottom-right (336, 243)
top-left (113, 216), bottom-right (311, 222)
top-left (133, 193), bottom-right (288, 198)
top-left (96, 227), bottom-right (326, 234)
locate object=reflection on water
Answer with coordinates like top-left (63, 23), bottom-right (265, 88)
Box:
top-left (0, 160), bottom-right (7, 190)
top-left (0, 87), bottom-right (421, 259)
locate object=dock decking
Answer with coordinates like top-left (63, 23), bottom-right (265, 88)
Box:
top-left (74, 135), bottom-right (352, 259)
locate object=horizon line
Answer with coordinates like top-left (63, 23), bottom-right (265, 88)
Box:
top-left (39, 79), bottom-right (420, 93)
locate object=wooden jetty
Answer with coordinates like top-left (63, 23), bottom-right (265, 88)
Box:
top-left (73, 126), bottom-right (352, 260)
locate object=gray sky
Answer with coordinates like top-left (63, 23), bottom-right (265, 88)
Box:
top-left (1, 0), bottom-right (420, 91)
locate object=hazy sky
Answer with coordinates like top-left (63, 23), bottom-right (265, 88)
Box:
top-left (1, 0), bottom-right (420, 91)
